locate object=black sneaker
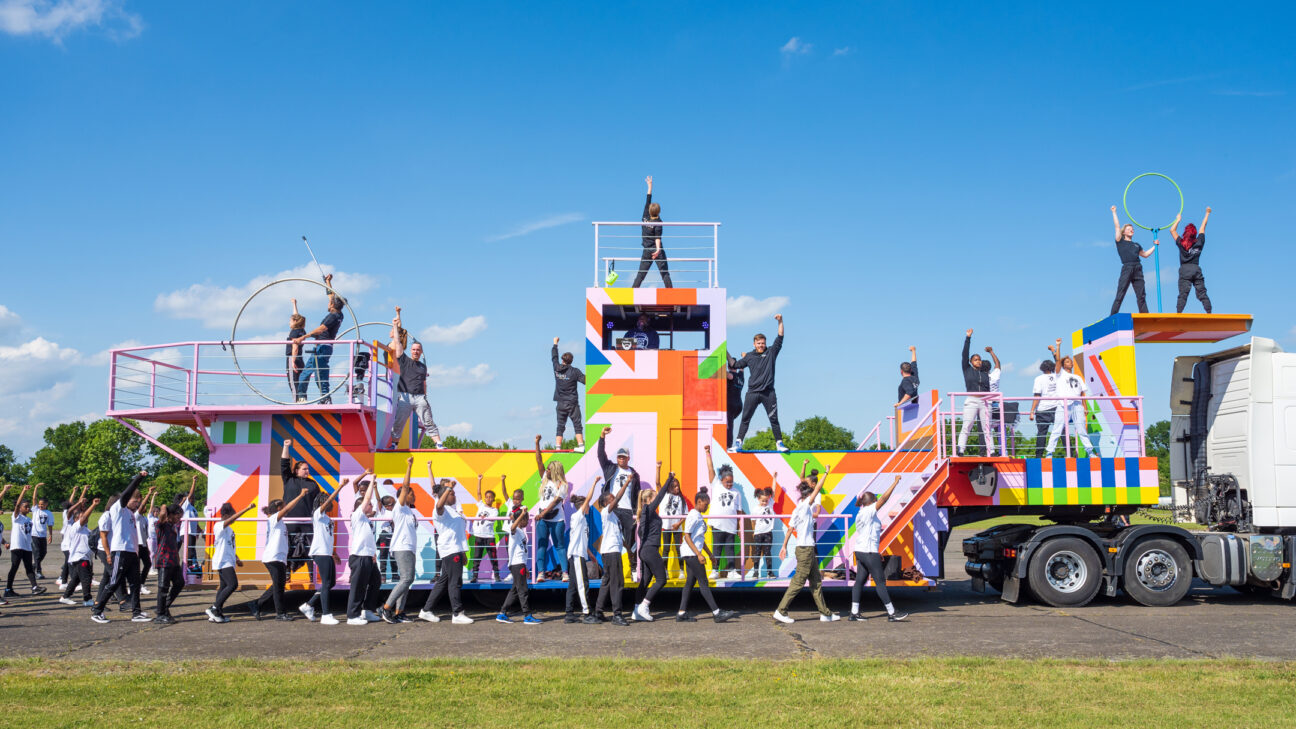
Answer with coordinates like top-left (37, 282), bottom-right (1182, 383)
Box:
top-left (583, 614), bottom-right (603, 624)
top-left (848, 613), bottom-right (866, 622)
top-left (90, 613), bottom-right (110, 624)
top-left (249, 603), bottom-right (262, 620)
top-left (714, 609), bottom-right (739, 623)
top-left (887, 611), bottom-right (909, 622)
top-left (276, 613), bottom-right (295, 622)
top-left (564, 613), bottom-right (579, 624)
top-left (2, 589), bottom-right (17, 598)
top-left (610, 614), bottom-right (629, 626)
top-left (153, 615), bottom-right (176, 625)
top-left (379, 607), bottom-right (397, 624)
top-left (676, 613), bottom-right (697, 622)
top-left (30, 585), bottom-right (47, 595)
top-left (395, 613), bottom-right (412, 623)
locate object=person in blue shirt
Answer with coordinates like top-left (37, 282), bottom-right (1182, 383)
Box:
top-left (292, 273), bottom-right (346, 404)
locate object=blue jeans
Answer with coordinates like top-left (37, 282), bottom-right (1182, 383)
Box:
top-left (297, 344), bottom-right (333, 399)
top-left (535, 519), bottom-right (569, 574)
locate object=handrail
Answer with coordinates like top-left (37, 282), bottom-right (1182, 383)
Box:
top-left (855, 421), bottom-right (882, 451)
top-left (941, 392), bottom-right (1144, 458)
top-left (855, 400), bottom-right (941, 498)
top-left (593, 220), bottom-right (720, 287)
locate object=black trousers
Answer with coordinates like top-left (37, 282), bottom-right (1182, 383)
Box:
top-left (287, 524), bottom-right (313, 579)
top-left (1176, 264), bottom-right (1212, 313)
top-left (614, 508), bottom-right (637, 571)
top-left (156, 564), bottom-right (184, 617)
top-left (634, 543), bottom-right (667, 604)
top-left (631, 246), bottom-right (672, 288)
top-left (214, 566), bottom-right (238, 615)
top-left (346, 554), bottom-right (381, 619)
top-left (556, 400), bottom-right (583, 440)
top-left (595, 551), bottom-right (624, 614)
top-left (63, 558), bottom-right (93, 601)
top-left (255, 560), bottom-right (288, 615)
top-left (851, 551), bottom-right (892, 609)
top-left (468, 536), bottom-right (500, 578)
top-left (737, 388), bottom-right (782, 442)
top-left (500, 563), bottom-right (531, 615)
top-left (138, 544), bottom-right (152, 586)
top-left (726, 389), bottom-right (744, 448)
top-left (94, 551), bottom-right (141, 615)
top-left (423, 550), bottom-right (465, 615)
top-left (712, 531), bottom-right (738, 573)
top-left (1111, 263), bottom-right (1148, 314)
top-left (60, 549), bottom-right (71, 583)
top-left (1034, 408), bottom-right (1056, 458)
top-left (565, 556), bottom-right (590, 614)
top-left (32, 536), bottom-right (48, 574)
top-left (751, 532), bottom-right (773, 574)
top-left (679, 555), bottom-right (719, 614)
top-left (6, 549), bottom-right (36, 590)
top-left (307, 555), bottom-right (336, 616)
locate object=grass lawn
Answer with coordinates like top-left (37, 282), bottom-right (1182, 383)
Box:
top-left (0, 658), bottom-right (1291, 728)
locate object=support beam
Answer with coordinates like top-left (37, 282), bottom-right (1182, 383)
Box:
top-left (113, 416), bottom-right (209, 476)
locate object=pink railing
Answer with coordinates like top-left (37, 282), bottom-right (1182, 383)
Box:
top-left (940, 392), bottom-right (1145, 459)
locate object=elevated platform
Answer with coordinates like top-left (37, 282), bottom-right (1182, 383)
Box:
top-left (1081, 312), bottom-right (1253, 345)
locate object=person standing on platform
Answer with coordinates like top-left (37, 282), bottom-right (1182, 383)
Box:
top-left (596, 427), bottom-right (640, 575)
top-left (279, 440), bottom-right (320, 581)
top-left (704, 445), bottom-right (746, 580)
top-left (1170, 207), bottom-right (1213, 314)
top-left (551, 338), bottom-right (586, 452)
top-left (294, 272), bottom-right (345, 404)
top-left (1029, 355), bottom-right (1060, 458)
top-left (957, 329), bottom-right (995, 457)
top-left (725, 354), bottom-right (745, 449)
top-left (286, 299), bottom-right (307, 399)
top-left (732, 314), bottom-right (788, 453)
top-left (388, 308), bottom-right (443, 449)
top-left (632, 175), bottom-right (672, 288)
top-left (895, 346), bottom-right (919, 408)
top-left (1109, 206), bottom-right (1157, 315)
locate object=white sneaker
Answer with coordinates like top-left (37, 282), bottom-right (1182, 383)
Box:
top-left (92, 579), bottom-right (101, 586)
top-left (451, 612), bottom-right (473, 625)
top-left (346, 617), bottom-right (368, 625)
top-left (708, 570), bottom-right (718, 579)
top-left (58, 597), bottom-right (77, 605)
top-left (131, 613), bottom-right (152, 622)
top-left (561, 572), bottom-right (569, 582)
top-left (418, 610), bottom-right (441, 623)
top-left (773, 610), bottom-right (794, 624)
top-left (633, 605), bottom-right (653, 622)
top-left (775, 440), bottom-right (790, 452)
top-left (743, 570), bottom-right (756, 580)
top-left (820, 613), bottom-right (841, 622)
top-left (573, 445), bottom-right (585, 453)
top-left (299, 603), bottom-right (316, 622)
top-left (320, 614), bottom-right (339, 625)
top-left (205, 607), bottom-right (219, 621)
top-left (730, 439), bottom-right (742, 452)
top-left (727, 570), bottom-right (742, 580)
top-left (55, 580), bottom-right (65, 589)
top-left (140, 586), bottom-right (152, 595)
top-left (363, 610), bottom-right (380, 622)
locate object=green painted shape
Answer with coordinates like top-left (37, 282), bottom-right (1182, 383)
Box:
top-left (1079, 486), bottom-right (1094, 506)
top-left (222, 421), bottom-right (236, 445)
top-left (697, 342), bottom-right (726, 379)
top-left (783, 452), bottom-right (826, 480)
top-left (1027, 487), bottom-right (1044, 506)
top-left (586, 363), bottom-right (610, 389)
top-left (247, 421), bottom-right (262, 444)
top-left (585, 393), bottom-right (612, 419)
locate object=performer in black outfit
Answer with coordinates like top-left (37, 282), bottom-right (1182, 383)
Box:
top-left (1109, 206), bottom-right (1157, 315)
top-left (1170, 207), bottom-right (1213, 314)
top-left (279, 438), bottom-right (321, 580)
top-left (725, 354), bottom-right (744, 449)
top-left (632, 175), bottom-right (672, 288)
top-left (732, 314), bottom-right (786, 452)
top-left (896, 345), bottom-right (919, 407)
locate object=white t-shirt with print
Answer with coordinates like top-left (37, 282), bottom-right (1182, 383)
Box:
top-left (309, 507), bottom-right (334, 557)
top-left (611, 467), bottom-right (635, 510)
top-left (262, 514), bottom-right (289, 563)
top-left (33, 508), bottom-right (53, 539)
top-left (1033, 372), bottom-right (1059, 411)
top-left (537, 479), bottom-right (567, 523)
top-left (709, 481), bottom-right (745, 534)
top-left (753, 502), bottom-right (775, 535)
top-left (679, 509), bottom-right (707, 558)
top-left (567, 509), bottom-right (589, 560)
top-left (659, 493), bottom-right (685, 530)
top-left (213, 524), bottom-right (236, 570)
top-left (1057, 371), bottom-right (1087, 404)
top-left (390, 503), bottom-right (418, 553)
top-left (107, 501), bottom-right (138, 553)
top-left (350, 509), bottom-right (377, 557)
top-left (788, 499), bottom-right (816, 548)
top-left (432, 504), bottom-right (468, 556)
top-left (66, 522), bottom-right (93, 562)
top-left (854, 503), bottom-right (882, 553)
top-left (508, 526), bottom-right (529, 566)
top-left (12, 514), bottom-right (33, 552)
top-left (598, 505), bottom-right (623, 554)
top-left (472, 504), bottom-right (498, 539)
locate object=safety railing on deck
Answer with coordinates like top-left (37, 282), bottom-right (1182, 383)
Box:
top-left (940, 393), bottom-right (1145, 459)
top-left (108, 339), bottom-right (393, 413)
top-left (592, 221), bottom-right (720, 288)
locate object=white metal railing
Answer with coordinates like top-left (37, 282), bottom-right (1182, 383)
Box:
top-left (592, 221), bottom-right (720, 288)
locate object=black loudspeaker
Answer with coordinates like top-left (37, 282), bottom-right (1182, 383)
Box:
top-left (969, 464), bottom-right (998, 497)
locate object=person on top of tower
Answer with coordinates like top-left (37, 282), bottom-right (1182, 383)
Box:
top-left (292, 273), bottom-right (345, 404)
top-left (732, 314), bottom-right (788, 452)
top-left (896, 345), bottom-right (919, 408)
top-left (1109, 206), bottom-right (1158, 315)
top-left (1170, 206), bottom-right (1213, 314)
top-left (387, 307), bottom-right (443, 449)
top-left (957, 329), bottom-right (995, 457)
top-left (551, 337), bottom-right (586, 452)
top-left (632, 175), bottom-right (673, 288)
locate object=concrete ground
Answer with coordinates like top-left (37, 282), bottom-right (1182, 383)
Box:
top-left (2, 529), bottom-right (1292, 661)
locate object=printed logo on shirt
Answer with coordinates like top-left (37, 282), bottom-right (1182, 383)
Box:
top-left (718, 491), bottom-right (736, 509)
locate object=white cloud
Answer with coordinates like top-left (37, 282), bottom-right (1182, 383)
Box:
top-left (0, 0), bottom-right (142, 41)
top-left (832, 46), bottom-right (852, 56)
top-left (486, 213), bottom-right (584, 242)
top-left (0, 336), bottom-right (83, 395)
top-left (726, 295), bottom-right (789, 326)
top-left (419, 315), bottom-right (487, 345)
top-left (780, 37), bottom-right (812, 55)
top-left (154, 263), bottom-right (378, 333)
top-left (441, 422), bottom-right (473, 438)
top-left (0, 304), bottom-right (21, 342)
top-left (425, 363), bottom-right (495, 388)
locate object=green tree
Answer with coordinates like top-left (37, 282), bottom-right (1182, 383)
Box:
top-left (148, 470), bottom-right (208, 509)
top-left (149, 425), bottom-right (209, 475)
top-left (741, 429), bottom-right (777, 451)
top-left (26, 421), bottom-right (88, 502)
top-left (421, 435), bottom-right (513, 450)
top-left (788, 416), bottom-right (856, 450)
top-left (76, 418), bottom-right (147, 501)
top-left (0, 444), bottom-right (28, 483)
top-left (1145, 419), bottom-right (1171, 495)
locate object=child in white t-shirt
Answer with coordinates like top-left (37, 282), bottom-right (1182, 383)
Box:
top-left (749, 484), bottom-right (776, 580)
top-left (469, 476), bottom-right (502, 583)
top-left (593, 476), bottom-right (634, 625)
top-left (496, 509), bottom-right (540, 624)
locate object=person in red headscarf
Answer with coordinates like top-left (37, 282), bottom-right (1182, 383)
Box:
top-left (1170, 206), bottom-right (1213, 313)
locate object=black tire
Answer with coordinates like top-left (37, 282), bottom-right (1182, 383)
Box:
top-left (1122, 538), bottom-right (1192, 607)
top-left (1026, 537), bottom-right (1102, 607)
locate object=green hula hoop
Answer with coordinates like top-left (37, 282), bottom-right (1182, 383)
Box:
top-left (1122, 172), bottom-right (1183, 231)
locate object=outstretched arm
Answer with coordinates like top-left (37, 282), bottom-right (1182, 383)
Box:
top-left (1111, 205), bottom-right (1121, 239)
top-left (985, 345), bottom-right (1001, 370)
top-left (579, 477), bottom-right (601, 515)
top-left (185, 472), bottom-right (198, 505)
top-left (390, 307), bottom-right (404, 360)
top-left (1170, 213), bottom-right (1181, 240)
top-left (775, 313), bottom-right (784, 338)
top-left (1201, 206), bottom-right (1211, 231)
top-left (223, 502), bottom-right (257, 528)
top-left (79, 498), bottom-right (102, 526)
top-left (121, 470), bottom-right (147, 506)
top-left (875, 475), bottom-right (903, 508)
top-left (13, 485), bottom-right (29, 516)
top-left (962, 329), bottom-right (972, 370)
top-left (704, 444), bottom-right (716, 483)
top-left (535, 435), bottom-right (546, 478)
top-left (909, 345), bottom-right (917, 363)
top-left (597, 427), bottom-right (612, 470)
top-left (275, 488), bottom-right (309, 520)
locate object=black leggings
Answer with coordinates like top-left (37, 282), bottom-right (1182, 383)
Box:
top-left (60, 550), bottom-right (71, 583)
top-left (6, 549), bottom-right (36, 590)
top-left (63, 558), bottom-right (93, 601)
top-left (679, 556), bottom-right (718, 614)
top-left (635, 543), bottom-right (667, 604)
top-left (631, 246), bottom-right (672, 288)
top-left (751, 532), bottom-right (773, 574)
top-left (1034, 409), bottom-right (1056, 458)
top-left (32, 536), bottom-right (48, 574)
top-left (156, 565), bottom-right (184, 617)
top-left (256, 561), bottom-right (288, 615)
top-left (500, 563), bottom-right (531, 615)
top-left (851, 551), bottom-right (892, 608)
top-left (214, 566), bottom-right (238, 615)
top-left (737, 388), bottom-right (782, 442)
top-left (595, 551), bottom-right (624, 615)
top-left (307, 555), bottom-right (336, 616)
top-left (712, 531), bottom-right (738, 573)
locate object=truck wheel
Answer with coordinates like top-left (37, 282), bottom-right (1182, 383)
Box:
top-left (1026, 537), bottom-right (1102, 607)
top-left (1123, 538), bottom-right (1191, 607)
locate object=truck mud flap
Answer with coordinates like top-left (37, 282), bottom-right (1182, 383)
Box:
top-left (1002, 575), bottom-right (1022, 603)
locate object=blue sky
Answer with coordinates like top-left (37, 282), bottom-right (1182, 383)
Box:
top-left (1, 1), bottom-right (1293, 457)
